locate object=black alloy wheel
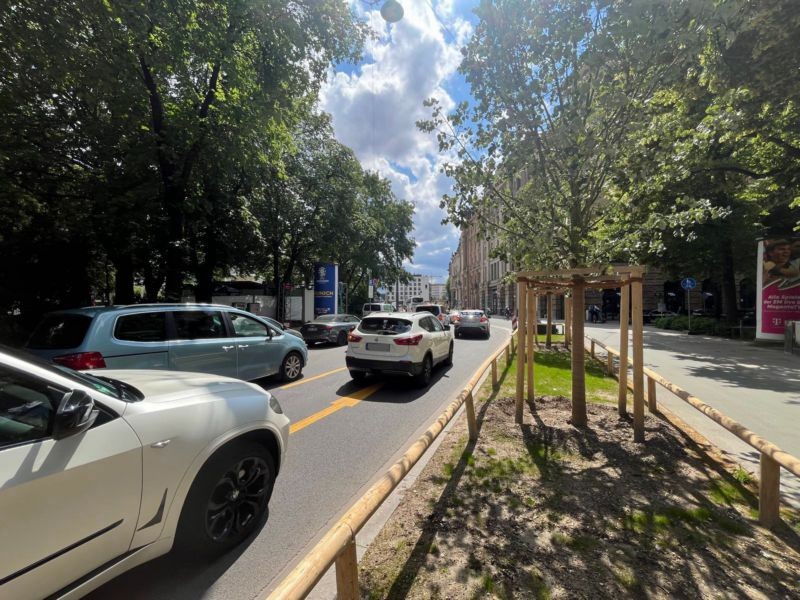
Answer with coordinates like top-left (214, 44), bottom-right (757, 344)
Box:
top-left (414, 354), bottom-right (433, 388)
top-left (177, 441), bottom-right (275, 556)
top-left (205, 455), bottom-right (269, 543)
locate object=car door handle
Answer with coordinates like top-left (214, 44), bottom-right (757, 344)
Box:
top-left (222, 345), bottom-right (235, 351)
top-left (238, 344), bottom-right (250, 349)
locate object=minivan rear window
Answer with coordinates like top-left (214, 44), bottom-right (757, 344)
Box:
top-left (28, 314), bottom-right (93, 349)
top-left (114, 312), bottom-right (167, 342)
top-left (359, 317), bottom-right (412, 334)
top-left (416, 305), bottom-right (441, 316)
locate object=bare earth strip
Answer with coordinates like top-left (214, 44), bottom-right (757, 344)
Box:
top-left (358, 354), bottom-right (800, 599)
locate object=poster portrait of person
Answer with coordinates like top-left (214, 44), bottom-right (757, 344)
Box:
top-left (762, 239), bottom-right (800, 284)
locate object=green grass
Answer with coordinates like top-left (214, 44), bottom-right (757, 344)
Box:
top-left (623, 506), bottom-right (748, 538)
top-left (496, 346), bottom-right (622, 404)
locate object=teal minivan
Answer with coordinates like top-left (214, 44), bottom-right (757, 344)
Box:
top-left (25, 304), bottom-right (308, 382)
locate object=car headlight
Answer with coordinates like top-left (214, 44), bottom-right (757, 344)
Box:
top-left (268, 392), bottom-right (283, 414)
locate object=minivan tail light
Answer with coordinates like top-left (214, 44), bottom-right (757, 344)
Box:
top-left (394, 334), bottom-right (423, 346)
top-left (348, 333), bottom-right (363, 343)
top-left (480, 316), bottom-right (489, 323)
top-left (53, 351), bottom-right (106, 370)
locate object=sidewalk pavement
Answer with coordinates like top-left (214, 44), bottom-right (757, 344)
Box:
top-left (585, 323), bottom-right (800, 508)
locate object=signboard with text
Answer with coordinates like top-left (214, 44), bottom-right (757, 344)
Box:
top-left (313, 262), bottom-right (338, 316)
top-left (756, 237), bottom-right (800, 340)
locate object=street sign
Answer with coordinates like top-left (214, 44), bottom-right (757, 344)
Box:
top-left (681, 277), bottom-right (697, 290)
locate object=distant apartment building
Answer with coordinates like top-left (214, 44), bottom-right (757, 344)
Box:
top-left (449, 214), bottom-right (516, 313)
top-left (429, 283), bottom-right (447, 303)
top-left (384, 274), bottom-right (434, 307)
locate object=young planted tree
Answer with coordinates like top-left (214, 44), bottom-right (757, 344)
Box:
top-left (420, 0), bottom-right (711, 268)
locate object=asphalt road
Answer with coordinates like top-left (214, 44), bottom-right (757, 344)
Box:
top-left (87, 318), bottom-right (513, 600)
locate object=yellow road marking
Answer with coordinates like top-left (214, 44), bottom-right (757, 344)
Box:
top-left (279, 367), bottom-right (347, 390)
top-left (289, 382), bottom-right (384, 434)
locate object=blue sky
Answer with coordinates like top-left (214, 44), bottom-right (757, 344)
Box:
top-left (320, 0), bottom-right (478, 280)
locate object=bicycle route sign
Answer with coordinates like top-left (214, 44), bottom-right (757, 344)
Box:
top-left (681, 277), bottom-right (697, 291)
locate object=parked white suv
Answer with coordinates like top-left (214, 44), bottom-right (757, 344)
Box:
top-left (345, 312), bottom-right (453, 387)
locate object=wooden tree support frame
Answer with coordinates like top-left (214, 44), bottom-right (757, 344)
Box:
top-left (515, 266), bottom-right (645, 437)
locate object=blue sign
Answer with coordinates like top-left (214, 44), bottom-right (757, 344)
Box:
top-left (314, 262), bottom-right (338, 316)
top-left (681, 277), bottom-right (697, 290)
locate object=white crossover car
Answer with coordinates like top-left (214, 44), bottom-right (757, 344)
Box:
top-left (0, 347), bottom-right (289, 600)
top-left (345, 312), bottom-right (453, 387)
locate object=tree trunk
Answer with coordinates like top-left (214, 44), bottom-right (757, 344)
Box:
top-left (194, 220), bottom-right (218, 303)
top-left (113, 254), bottom-right (136, 305)
top-left (163, 192), bottom-right (186, 302)
top-left (721, 237), bottom-right (738, 325)
top-left (144, 263), bottom-right (164, 302)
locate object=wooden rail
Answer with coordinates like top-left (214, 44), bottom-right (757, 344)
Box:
top-left (267, 333), bottom-right (517, 599)
top-left (588, 336), bottom-right (800, 527)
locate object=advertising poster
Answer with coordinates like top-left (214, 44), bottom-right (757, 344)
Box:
top-left (756, 237), bottom-right (800, 340)
top-left (313, 262), bottom-right (338, 316)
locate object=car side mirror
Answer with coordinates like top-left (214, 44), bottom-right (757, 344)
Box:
top-left (53, 389), bottom-right (98, 440)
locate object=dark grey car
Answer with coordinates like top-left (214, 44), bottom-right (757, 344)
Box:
top-left (299, 314), bottom-right (361, 346)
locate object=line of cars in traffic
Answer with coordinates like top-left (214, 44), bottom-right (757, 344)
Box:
top-left (0, 301), bottom-right (492, 598)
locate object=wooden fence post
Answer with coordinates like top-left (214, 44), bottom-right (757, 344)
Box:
top-left (631, 274), bottom-right (645, 443)
top-left (335, 536), bottom-right (359, 600)
top-left (527, 289), bottom-right (535, 402)
top-left (564, 296), bottom-right (572, 348)
top-left (606, 351), bottom-right (613, 376)
top-left (546, 293), bottom-right (553, 349)
top-left (466, 391), bottom-right (478, 442)
top-left (647, 376), bottom-right (657, 413)
top-left (759, 453), bottom-right (781, 527)
top-left (618, 276), bottom-right (630, 416)
top-left (533, 294), bottom-right (540, 347)
top-left (516, 281), bottom-right (527, 424)
top-left (505, 343), bottom-right (510, 364)
top-left (571, 276), bottom-right (587, 426)
top-left (590, 339), bottom-right (596, 359)
top-left (491, 357), bottom-right (498, 388)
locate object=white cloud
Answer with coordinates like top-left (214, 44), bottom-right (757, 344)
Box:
top-left (320, 0), bottom-right (471, 278)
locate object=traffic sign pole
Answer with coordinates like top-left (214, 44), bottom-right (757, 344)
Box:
top-left (680, 277), bottom-right (697, 333)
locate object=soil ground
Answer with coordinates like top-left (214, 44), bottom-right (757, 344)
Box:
top-left (358, 349), bottom-right (800, 599)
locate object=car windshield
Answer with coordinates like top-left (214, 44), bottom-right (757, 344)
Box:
top-left (315, 315), bottom-right (339, 322)
top-left (359, 317), bottom-right (412, 334)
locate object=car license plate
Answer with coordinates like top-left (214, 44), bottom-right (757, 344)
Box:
top-left (366, 343), bottom-right (390, 352)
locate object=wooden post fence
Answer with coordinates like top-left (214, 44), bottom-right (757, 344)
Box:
top-left (570, 275), bottom-right (587, 426)
top-left (526, 289), bottom-right (535, 401)
top-left (631, 273), bottom-right (645, 442)
top-left (545, 293), bottom-right (553, 348)
top-left (618, 275), bottom-right (630, 416)
top-left (515, 281), bottom-right (527, 424)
